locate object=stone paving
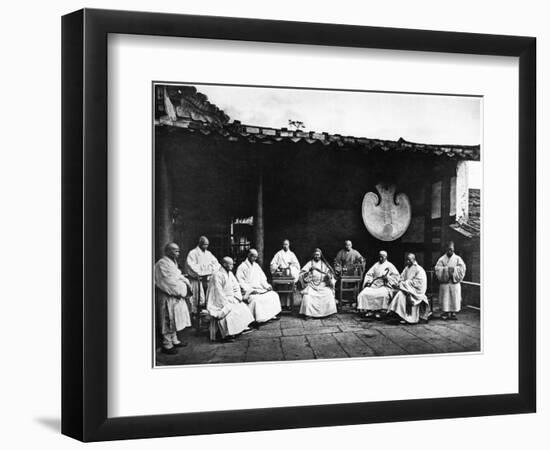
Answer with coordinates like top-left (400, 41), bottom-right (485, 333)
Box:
top-left (156, 307), bottom-right (480, 366)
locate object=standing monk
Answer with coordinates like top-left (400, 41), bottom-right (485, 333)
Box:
top-left (357, 250), bottom-right (400, 319)
top-left (185, 236), bottom-right (220, 314)
top-left (299, 248), bottom-right (337, 319)
top-left (236, 249), bottom-right (282, 323)
top-left (387, 253), bottom-right (431, 324)
top-left (206, 257), bottom-right (255, 342)
top-left (154, 243), bottom-right (193, 354)
top-left (435, 242), bottom-right (466, 320)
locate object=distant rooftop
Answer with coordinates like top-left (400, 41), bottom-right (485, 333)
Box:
top-left (450, 189), bottom-right (481, 238)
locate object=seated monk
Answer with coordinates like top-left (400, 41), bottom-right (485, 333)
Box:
top-left (236, 249), bottom-right (282, 324)
top-left (357, 250), bottom-right (400, 319)
top-left (387, 253), bottom-right (431, 324)
top-left (206, 257), bottom-right (255, 342)
top-left (270, 239), bottom-right (300, 282)
top-left (299, 248), bottom-right (337, 319)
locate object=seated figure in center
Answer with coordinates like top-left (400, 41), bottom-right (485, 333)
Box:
top-left (270, 239), bottom-right (301, 310)
top-left (357, 250), bottom-right (400, 320)
top-left (299, 248), bottom-right (338, 319)
top-left (236, 249), bottom-right (282, 324)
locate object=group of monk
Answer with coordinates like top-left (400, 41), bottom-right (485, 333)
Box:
top-left (154, 236), bottom-right (466, 353)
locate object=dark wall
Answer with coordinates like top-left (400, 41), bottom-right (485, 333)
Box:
top-left (155, 127), bottom-right (257, 260)
top-left (260, 142), bottom-right (448, 272)
top-left (155, 126), bottom-right (475, 275)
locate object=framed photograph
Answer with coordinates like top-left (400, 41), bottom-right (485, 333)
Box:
top-left (62, 8), bottom-right (536, 442)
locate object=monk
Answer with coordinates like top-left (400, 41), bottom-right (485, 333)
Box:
top-left (299, 248), bottom-right (337, 319)
top-left (184, 236), bottom-right (220, 314)
top-left (154, 243), bottom-right (193, 354)
top-left (236, 249), bottom-right (282, 324)
top-left (270, 239), bottom-right (301, 310)
top-left (357, 250), bottom-right (400, 319)
top-left (435, 242), bottom-right (466, 320)
top-left (270, 239), bottom-right (300, 282)
top-left (206, 257), bottom-right (255, 342)
top-left (387, 253), bottom-right (431, 324)
top-left (333, 240), bottom-right (364, 276)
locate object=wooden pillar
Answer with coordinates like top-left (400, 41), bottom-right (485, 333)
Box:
top-left (440, 174), bottom-right (451, 251)
top-left (423, 178), bottom-right (433, 270)
top-left (156, 151), bottom-right (173, 258)
top-left (254, 170), bottom-right (264, 264)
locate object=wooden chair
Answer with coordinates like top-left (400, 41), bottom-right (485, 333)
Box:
top-left (193, 278), bottom-right (219, 341)
top-left (336, 264), bottom-right (364, 310)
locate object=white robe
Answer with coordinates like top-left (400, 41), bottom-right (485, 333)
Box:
top-left (388, 263), bottom-right (431, 323)
top-left (154, 256), bottom-right (192, 335)
top-left (270, 249), bottom-right (301, 282)
top-left (236, 259), bottom-right (282, 322)
top-left (357, 260), bottom-right (400, 311)
top-left (435, 253), bottom-right (466, 312)
top-left (299, 260), bottom-right (337, 318)
top-left (184, 247), bottom-right (220, 313)
top-left (206, 268), bottom-right (254, 338)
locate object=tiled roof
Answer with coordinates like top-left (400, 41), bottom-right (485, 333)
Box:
top-left (450, 189), bottom-right (481, 237)
top-left (155, 116), bottom-right (480, 161)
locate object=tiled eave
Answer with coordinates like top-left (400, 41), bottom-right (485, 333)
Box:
top-left (155, 117), bottom-right (481, 161)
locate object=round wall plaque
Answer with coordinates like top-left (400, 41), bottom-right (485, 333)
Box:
top-left (362, 183), bottom-right (411, 241)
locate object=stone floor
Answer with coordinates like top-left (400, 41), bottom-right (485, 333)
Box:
top-left (156, 306), bottom-right (481, 366)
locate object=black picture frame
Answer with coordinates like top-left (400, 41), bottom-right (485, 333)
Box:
top-left (62, 8), bottom-right (536, 442)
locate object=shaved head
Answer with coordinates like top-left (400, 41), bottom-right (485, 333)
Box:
top-left (247, 248), bottom-right (259, 263)
top-left (446, 241), bottom-right (455, 256)
top-left (378, 250), bottom-right (388, 263)
top-left (221, 256), bottom-right (234, 271)
top-left (405, 252), bottom-right (416, 266)
top-left (164, 242), bottom-right (180, 261)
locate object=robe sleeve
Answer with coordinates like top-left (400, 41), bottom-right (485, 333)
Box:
top-left (435, 256), bottom-right (450, 283)
top-left (258, 267), bottom-right (270, 289)
top-left (208, 253), bottom-right (221, 274)
top-left (236, 263), bottom-right (254, 299)
top-left (451, 256), bottom-right (466, 283)
top-left (324, 262), bottom-right (336, 287)
top-left (353, 250), bottom-right (364, 265)
top-left (334, 250), bottom-right (344, 272)
top-left (230, 273), bottom-right (242, 301)
top-left (207, 272), bottom-right (229, 318)
top-left (269, 252), bottom-right (280, 274)
top-left (409, 267), bottom-right (427, 295)
top-left (386, 263), bottom-right (401, 288)
top-left (363, 264), bottom-right (376, 287)
top-left (290, 253), bottom-right (300, 270)
top-left (155, 259), bottom-right (188, 298)
top-left (300, 261), bottom-right (311, 274)
top-left (398, 267), bottom-right (427, 302)
top-left (185, 250), bottom-right (201, 278)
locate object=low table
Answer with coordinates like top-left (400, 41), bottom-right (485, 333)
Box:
top-left (272, 276), bottom-right (296, 312)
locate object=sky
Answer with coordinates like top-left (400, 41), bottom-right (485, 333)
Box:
top-left (183, 83), bottom-right (482, 146)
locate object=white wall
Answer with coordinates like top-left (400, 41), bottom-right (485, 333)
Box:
top-left (0, 1), bottom-right (546, 448)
